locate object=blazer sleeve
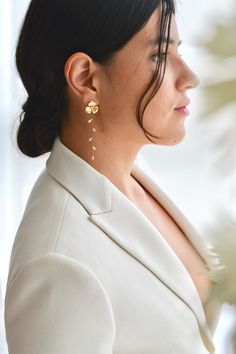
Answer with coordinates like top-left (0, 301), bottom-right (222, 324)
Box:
top-left (4, 253), bottom-right (115, 354)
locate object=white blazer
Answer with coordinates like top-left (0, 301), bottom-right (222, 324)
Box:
top-left (4, 138), bottom-right (222, 354)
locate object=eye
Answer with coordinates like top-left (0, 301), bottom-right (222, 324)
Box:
top-left (151, 52), bottom-right (169, 62)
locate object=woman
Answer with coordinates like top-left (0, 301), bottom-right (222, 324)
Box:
top-left (4, 0), bottom-right (222, 353)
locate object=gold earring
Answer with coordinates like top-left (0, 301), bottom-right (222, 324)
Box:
top-left (85, 101), bottom-right (99, 161)
top-left (85, 101), bottom-right (99, 115)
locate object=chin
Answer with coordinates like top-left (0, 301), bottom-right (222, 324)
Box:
top-left (154, 129), bottom-right (186, 146)
top-left (144, 125), bottom-right (187, 146)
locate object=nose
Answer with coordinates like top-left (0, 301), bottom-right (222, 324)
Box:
top-left (177, 61), bottom-right (200, 91)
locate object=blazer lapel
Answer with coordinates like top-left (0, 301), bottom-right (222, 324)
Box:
top-left (47, 138), bottom-right (215, 353)
top-left (89, 167), bottom-right (215, 353)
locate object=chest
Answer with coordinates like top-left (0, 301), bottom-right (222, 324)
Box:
top-left (132, 187), bottom-right (212, 307)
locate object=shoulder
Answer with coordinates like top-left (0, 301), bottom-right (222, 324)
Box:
top-left (5, 253), bottom-right (115, 354)
top-left (8, 168), bottom-right (88, 286)
top-left (6, 253), bottom-right (110, 302)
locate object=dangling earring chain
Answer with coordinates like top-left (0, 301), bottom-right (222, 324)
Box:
top-left (85, 101), bottom-right (99, 161)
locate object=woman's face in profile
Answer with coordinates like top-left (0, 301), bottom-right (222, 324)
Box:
top-left (98, 8), bottom-right (200, 146)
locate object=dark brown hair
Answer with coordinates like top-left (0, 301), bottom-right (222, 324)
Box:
top-left (16, 0), bottom-right (175, 157)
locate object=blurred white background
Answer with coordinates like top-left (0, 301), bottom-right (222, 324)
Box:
top-left (0, 0), bottom-right (235, 353)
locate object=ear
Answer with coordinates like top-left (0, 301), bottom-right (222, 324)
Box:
top-left (64, 52), bottom-right (99, 105)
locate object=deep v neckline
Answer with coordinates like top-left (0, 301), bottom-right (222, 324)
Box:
top-left (47, 138), bottom-right (216, 352)
top-left (130, 173), bottom-right (212, 307)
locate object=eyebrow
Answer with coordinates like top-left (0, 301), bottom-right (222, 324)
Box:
top-left (148, 37), bottom-right (182, 47)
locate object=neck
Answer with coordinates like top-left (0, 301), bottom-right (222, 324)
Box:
top-left (60, 122), bottom-right (145, 199)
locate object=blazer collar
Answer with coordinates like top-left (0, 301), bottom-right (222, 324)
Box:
top-left (46, 137), bottom-right (215, 353)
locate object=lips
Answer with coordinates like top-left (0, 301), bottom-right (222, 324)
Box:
top-left (174, 98), bottom-right (190, 110)
top-left (173, 98), bottom-right (190, 116)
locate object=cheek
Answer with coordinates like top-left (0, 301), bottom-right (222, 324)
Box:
top-left (115, 53), bottom-right (154, 102)
top-left (145, 79), bottom-right (173, 120)
top-left (103, 66), bottom-right (140, 111)
top-left (123, 62), bottom-right (150, 95)
top-left (102, 53), bottom-right (172, 118)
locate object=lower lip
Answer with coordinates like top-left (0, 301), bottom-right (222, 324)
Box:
top-left (174, 107), bottom-right (189, 116)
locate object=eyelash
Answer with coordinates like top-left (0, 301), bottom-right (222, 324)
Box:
top-left (151, 51), bottom-right (182, 62)
top-left (151, 52), bottom-right (169, 62)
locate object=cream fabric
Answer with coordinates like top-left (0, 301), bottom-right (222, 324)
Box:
top-left (4, 138), bottom-right (222, 354)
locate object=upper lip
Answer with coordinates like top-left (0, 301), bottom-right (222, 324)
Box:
top-left (174, 98), bottom-right (190, 109)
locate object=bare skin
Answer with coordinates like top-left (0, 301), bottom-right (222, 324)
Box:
top-left (61, 9), bottom-right (211, 305)
top-left (61, 8), bottom-right (199, 200)
top-left (132, 178), bottom-right (212, 305)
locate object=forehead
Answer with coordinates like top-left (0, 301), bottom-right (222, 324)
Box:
top-left (103, 7), bottom-right (179, 77)
top-left (133, 8), bottom-right (179, 48)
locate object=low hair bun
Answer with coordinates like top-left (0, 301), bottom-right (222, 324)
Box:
top-left (22, 94), bottom-right (43, 116)
top-left (15, 0), bottom-right (175, 158)
top-left (17, 93), bottom-right (62, 158)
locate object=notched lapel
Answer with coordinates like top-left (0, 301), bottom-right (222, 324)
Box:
top-left (47, 139), bottom-right (215, 353)
top-left (89, 163), bottom-right (215, 354)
